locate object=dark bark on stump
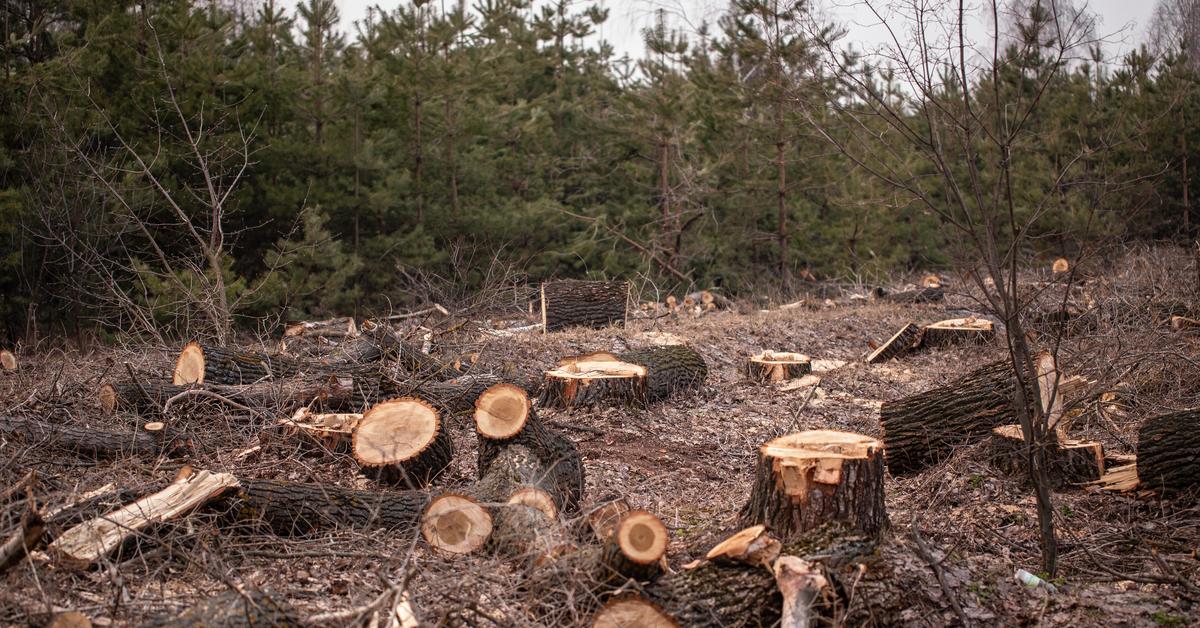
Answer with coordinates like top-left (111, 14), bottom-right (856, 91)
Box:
top-left (617, 345), bottom-right (708, 403)
top-left (540, 279), bottom-right (629, 332)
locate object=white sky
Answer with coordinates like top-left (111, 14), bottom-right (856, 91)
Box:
top-left (333, 0), bottom-right (1154, 63)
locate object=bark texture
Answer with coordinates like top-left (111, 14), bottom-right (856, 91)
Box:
top-left (617, 345), bottom-right (708, 403)
top-left (0, 416), bottom-right (186, 459)
top-left (1137, 408), bottom-right (1200, 494)
top-left (229, 479), bottom-right (431, 535)
top-left (866, 323), bottom-right (922, 364)
top-left (476, 402), bottom-right (584, 514)
top-left (988, 425), bottom-right (1104, 487)
top-left (541, 279), bottom-right (629, 332)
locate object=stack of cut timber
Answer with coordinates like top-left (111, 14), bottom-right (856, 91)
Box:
top-left (919, 317), bottom-right (995, 347)
top-left (540, 279), bottom-right (629, 332)
top-left (745, 352), bottom-right (812, 383)
top-left (866, 323), bottom-right (921, 364)
top-left (988, 425), bottom-right (1105, 487)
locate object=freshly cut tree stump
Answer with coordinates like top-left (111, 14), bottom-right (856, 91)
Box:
top-left (0, 416), bottom-right (186, 459)
top-left (540, 279), bottom-right (629, 332)
top-left (152, 589), bottom-right (298, 628)
top-left (740, 431), bottom-right (887, 540)
top-left (284, 316), bottom-right (358, 338)
top-left (0, 349), bottom-right (16, 371)
top-left (866, 323), bottom-right (922, 364)
top-left (232, 479), bottom-right (430, 535)
top-left (421, 493), bottom-right (493, 555)
top-left (1137, 408), bottom-right (1200, 494)
top-left (475, 384), bottom-right (584, 513)
top-left (50, 467), bottom-right (239, 568)
top-left (746, 352), bottom-right (812, 383)
top-left (880, 359), bottom-right (1039, 475)
top-left (617, 345), bottom-right (708, 403)
top-left (539, 354), bottom-right (648, 409)
top-left (353, 398), bottom-right (453, 488)
top-left (600, 510), bottom-right (668, 582)
top-left (988, 425), bottom-right (1105, 487)
top-left (591, 597), bottom-right (675, 628)
top-left (919, 317), bottom-right (995, 348)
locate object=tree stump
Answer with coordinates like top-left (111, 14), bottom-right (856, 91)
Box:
top-left (1137, 407), bottom-right (1200, 494)
top-left (540, 279), bottom-right (629, 332)
top-left (421, 493), bottom-right (493, 555)
top-left (539, 353), bottom-right (648, 409)
top-left (746, 352), bottom-right (812, 383)
top-left (740, 431), bottom-right (886, 540)
top-left (353, 398), bottom-right (453, 488)
top-left (866, 323), bottom-right (922, 364)
top-left (919, 317), bottom-right (995, 348)
top-left (988, 425), bottom-right (1105, 487)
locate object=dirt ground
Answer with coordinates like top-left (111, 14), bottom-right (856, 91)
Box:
top-left (2, 250), bottom-right (1199, 626)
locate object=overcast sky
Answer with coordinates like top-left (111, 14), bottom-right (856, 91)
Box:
top-left (334, 0), bottom-right (1154, 63)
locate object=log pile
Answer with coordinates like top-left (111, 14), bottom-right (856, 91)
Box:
top-left (540, 279), bottom-right (629, 332)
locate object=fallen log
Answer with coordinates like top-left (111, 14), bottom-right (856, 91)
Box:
top-left (151, 589), bottom-right (298, 628)
top-left (353, 398), bottom-right (453, 488)
top-left (1170, 315), bottom-right (1200, 331)
top-left (540, 279), bottom-right (629, 332)
top-left (49, 467), bottom-right (239, 568)
top-left (475, 384), bottom-right (584, 514)
top-left (866, 323), bottom-right (922, 364)
top-left (363, 323), bottom-right (467, 381)
top-left (420, 493), bottom-right (493, 555)
top-left (740, 431), bottom-right (887, 540)
top-left (231, 479), bottom-right (432, 536)
top-left (591, 597), bottom-right (675, 627)
top-left (473, 441), bottom-right (576, 567)
top-left (745, 352), bottom-right (812, 383)
top-left (101, 376), bottom-right (354, 415)
top-left (617, 345), bottom-right (708, 403)
top-left (879, 286), bottom-right (944, 304)
top-left (600, 510), bottom-right (668, 582)
top-left (1137, 408), bottom-right (1200, 494)
top-left (0, 349), bottom-right (16, 371)
top-left (880, 355), bottom-right (1057, 475)
top-left (919, 317), bottom-right (995, 348)
top-left (538, 354), bottom-right (648, 409)
top-left (173, 342), bottom-right (310, 385)
top-left (0, 416), bottom-right (185, 459)
top-left (988, 425), bottom-right (1105, 487)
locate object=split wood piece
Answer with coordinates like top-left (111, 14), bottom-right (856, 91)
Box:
top-left (152, 589), bottom-right (298, 628)
top-left (740, 431), bottom-right (887, 540)
top-left (591, 596), bottom-right (676, 628)
top-left (279, 407), bottom-right (362, 453)
top-left (49, 468), bottom-right (238, 568)
top-left (0, 495), bottom-right (45, 575)
top-left (879, 286), bottom-right (944, 304)
top-left (774, 556), bottom-right (827, 628)
top-left (284, 316), bottom-right (358, 338)
top-left (617, 345), bottom-right (708, 403)
top-left (539, 354), bottom-right (648, 409)
top-left (1089, 463), bottom-right (1140, 493)
top-left (475, 384), bottom-right (585, 514)
top-left (0, 416), bottom-right (185, 459)
top-left (0, 349), bottom-right (16, 371)
top-left (363, 323), bottom-right (466, 381)
top-left (866, 323), bottom-right (922, 364)
top-left (101, 376), bottom-right (354, 415)
top-left (232, 479), bottom-right (431, 535)
top-left (353, 398), bottom-right (453, 488)
top-left (473, 442), bottom-right (575, 567)
top-left (540, 279), bottom-right (629, 332)
top-left (421, 493), bottom-right (492, 555)
top-left (600, 510), bottom-right (668, 582)
top-left (880, 357), bottom-right (1055, 475)
top-left (919, 317), bottom-right (995, 348)
top-left (988, 425), bottom-right (1105, 487)
top-left (1170, 315), bottom-right (1200, 331)
top-left (746, 352), bottom-right (812, 383)
top-left (705, 525), bottom-right (781, 569)
top-left (1137, 407), bottom-right (1200, 494)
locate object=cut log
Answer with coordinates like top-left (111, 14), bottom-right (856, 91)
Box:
top-left (231, 479), bottom-right (430, 535)
top-left (1052, 258), bottom-right (1070, 274)
top-left (421, 493), bottom-right (493, 555)
top-left (475, 384), bottom-right (584, 513)
top-left (152, 589), bottom-right (298, 628)
top-left (540, 279), bottom-right (629, 332)
top-left (617, 345), bottom-right (708, 403)
top-left (405, 374), bottom-right (503, 416)
top-left (586, 497), bottom-right (632, 542)
top-left (473, 442), bottom-right (576, 567)
top-left (0, 416), bottom-right (186, 459)
top-left (988, 425), bottom-right (1105, 487)
top-left (600, 510), bottom-right (668, 582)
top-left (746, 352), bottom-right (812, 383)
top-left (866, 323), bottom-right (922, 364)
top-left (880, 286), bottom-right (944, 304)
top-left (591, 596), bottom-right (675, 628)
top-left (1137, 408), bottom-right (1200, 494)
top-left (705, 525), bottom-right (781, 569)
top-left (740, 431), bottom-right (887, 540)
top-left (284, 316), bottom-right (358, 338)
top-left (353, 398), bottom-right (453, 488)
top-left (880, 358), bottom-right (1052, 475)
top-left (101, 376), bottom-right (354, 415)
top-left (919, 317), bottom-right (995, 348)
top-left (173, 342), bottom-right (308, 385)
top-left (539, 355), bottom-right (648, 409)
top-left (0, 349), bottom-right (16, 371)
top-left (363, 323), bottom-right (467, 381)
top-left (774, 556), bottom-right (827, 628)
top-left (49, 468), bottom-right (239, 568)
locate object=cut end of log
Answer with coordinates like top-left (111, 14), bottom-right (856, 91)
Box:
top-left (474, 384), bottom-right (531, 440)
top-left (173, 342), bottom-right (205, 385)
top-left (353, 398), bottom-right (442, 467)
top-left (866, 323), bottom-right (921, 364)
top-left (541, 357), bottom-right (648, 408)
top-left (1052, 258), bottom-right (1070, 274)
top-left (705, 524), bottom-right (781, 568)
top-left (421, 493), bottom-right (492, 555)
top-left (615, 510), bottom-right (668, 566)
top-left (507, 487), bottom-right (558, 520)
top-left (143, 422), bottom-right (165, 433)
top-left (0, 349), bottom-right (16, 372)
top-left (746, 352), bottom-right (812, 383)
top-left (557, 351), bottom-right (621, 367)
top-left (592, 596), bottom-right (677, 628)
top-left (99, 384), bottom-right (118, 414)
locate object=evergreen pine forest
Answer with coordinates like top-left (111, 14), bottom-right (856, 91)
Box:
top-left (2, 0), bottom-right (1196, 340)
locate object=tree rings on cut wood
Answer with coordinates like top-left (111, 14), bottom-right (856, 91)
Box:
top-left (421, 493), bottom-right (492, 555)
top-left (866, 323), bottom-right (922, 364)
top-left (745, 352), bottom-right (812, 383)
top-left (507, 487), bottom-right (558, 519)
top-left (591, 596), bottom-right (676, 628)
top-left (353, 398), bottom-right (452, 487)
top-left (740, 431), bottom-right (886, 540)
top-left (541, 279), bottom-right (630, 332)
top-left (539, 354), bottom-right (648, 409)
top-left (1052, 258), bottom-right (1070, 274)
top-left (0, 349), bottom-right (16, 372)
top-left (920, 317), bottom-right (995, 348)
top-left (173, 342), bottom-right (206, 384)
top-left (475, 383), bottom-right (534, 439)
top-left (603, 510), bottom-right (668, 582)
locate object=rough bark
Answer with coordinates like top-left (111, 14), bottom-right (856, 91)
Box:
top-left (988, 425), bottom-right (1105, 487)
top-left (229, 479), bottom-right (431, 535)
top-left (540, 279), bottom-right (629, 332)
top-left (150, 589), bottom-right (298, 628)
top-left (101, 377), bottom-right (354, 415)
top-left (473, 443), bottom-right (576, 568)
top-left (739, 431), bottom-right (887, 540)
top-left (919, 318), bottom-right (996, 348)
top-left (617, 345), bottom-right (708, 403)
top-left (352, 398), bottom-right (453, 488)
top-left (364, 323), bottom-right (468, 381)
top-left (1137, 408), bottom-right (1200, 494)
top-left (174, 342), bottom-right (309, 385)
top-left (745, 352), bottom-right (812, 383)
top-left (879, 286), bottom-right (944, 303)
top-left (0, 416), bottom-right (186, 459)
top-left (866, 323), bottom-right (922, 364)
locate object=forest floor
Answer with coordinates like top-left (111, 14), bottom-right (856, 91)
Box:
top-left (2, 248), bottom-right (1199, 626)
